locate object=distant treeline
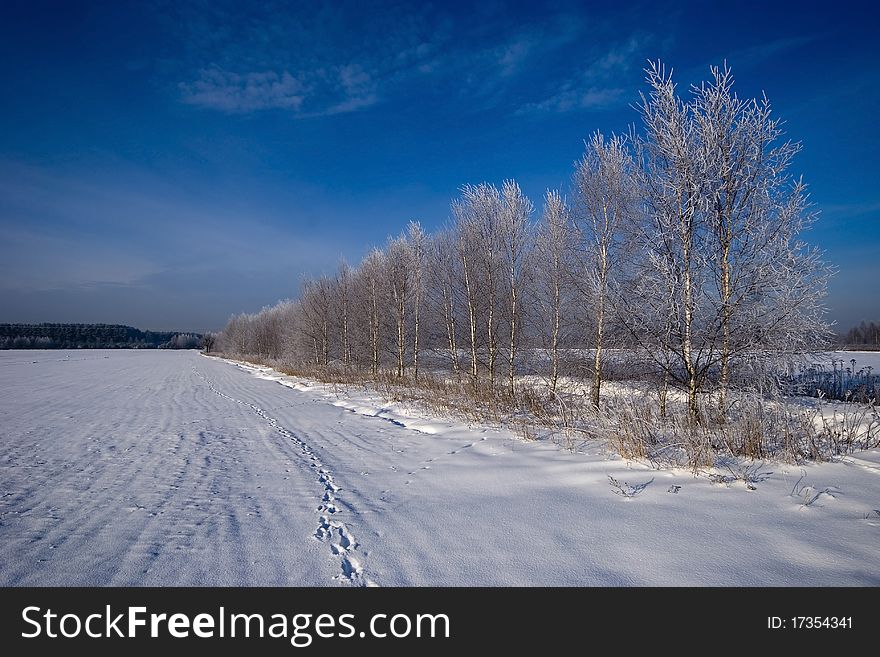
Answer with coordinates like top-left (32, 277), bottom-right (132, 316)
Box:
top-left (0, 323), bottom-right (203, 349)
top-left (837, 321), bottom-right (880, 350)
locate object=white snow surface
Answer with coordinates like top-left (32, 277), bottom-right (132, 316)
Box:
top-left (1, 349), bottom-right (878, 586)
top-left (822, 350), bottom-right (880, 367)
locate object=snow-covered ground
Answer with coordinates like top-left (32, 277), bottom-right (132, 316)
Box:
top-left (822, 351), bottom-right (880, 368)
top-left (807, 350), bottom-right (880, 370)
top-left (1, 349), bottom-right (878, 586)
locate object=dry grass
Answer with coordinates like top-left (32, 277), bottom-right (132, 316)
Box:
top-left (209, 351), bottom-right (880, 469)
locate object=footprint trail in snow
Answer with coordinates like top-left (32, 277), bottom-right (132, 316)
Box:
top-left (194, 368), bottom-right (376, 586)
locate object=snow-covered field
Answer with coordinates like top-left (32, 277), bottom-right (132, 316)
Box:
top-left (811, 350), bottom-right (880, 369)
top-left (1, 349), bottom-right (878, 586)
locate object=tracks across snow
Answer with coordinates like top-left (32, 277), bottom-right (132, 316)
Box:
top-left (5, 350), bottom-right (879, 586)
top-left (193, 368), bottom-right (376, 586)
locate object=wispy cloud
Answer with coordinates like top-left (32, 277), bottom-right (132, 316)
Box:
top-left (491, 17), bottom-right (583, 79)
top-left (518, 37), bottom-right (646, 114)
top-left (326, 64), bottom-right (378, 115)
top-left (717, 34), bottom-right (818, 71)
top-left (164, 3), bottom-right (591, 118)
top-left (179, 63), bottom-right (381, 117)
top-left (496, 36), bottom-right (535, 77)
top-left (180, 68), bottom-right (306, 113)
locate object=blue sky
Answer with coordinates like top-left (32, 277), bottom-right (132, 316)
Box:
top-left (1, 0), bottom-right (877, 332)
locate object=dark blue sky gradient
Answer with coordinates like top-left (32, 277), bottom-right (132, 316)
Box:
top-left (1, 0), bottom-right (877, 331)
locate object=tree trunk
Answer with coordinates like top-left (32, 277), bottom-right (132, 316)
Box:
top-left (462, 249), bottom-right (479, 389)
top-left (396, 302), bottom-right (405, 378)
top-left (718, 236), bottom-right (732, 420)
top-left (659, 313), bottom-right (672, 418)
top-left (682, 200), bottom-right (699, 424)
top-left (591, 228), bottom-right (608, 410)
top-left (508, 280), bottom-right (517, 396)
top-left (487, 281), bottom-right (496, 390)
top-left (413, 293), bottom-right (420, 380)
top-left (321, 319), bottom-right (329, 369)
top-left (550, 276), bottom-right (560, 395)
top-left (687, 374), bottom-right (699, 421)
top-left (443, 287), bottom-right (460, 375)
top-left (370, 282), bottom-right (379, 377)
top-left (659, 370), bottom-right (669, 417)
top-left (341, 292), bottom-right (350, 367)
top-left (591, 301), bottom-right (604, 410)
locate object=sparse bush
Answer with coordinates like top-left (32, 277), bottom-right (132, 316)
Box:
top-left (607, 475), bottom-right (653, 498)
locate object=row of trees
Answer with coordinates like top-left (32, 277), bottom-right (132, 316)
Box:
top-left (839, 321), bottom-right (880, 348)
top-left (0, 324), bottom-right (204, 349)
top-left (217, 63), bottom-right (831, 422)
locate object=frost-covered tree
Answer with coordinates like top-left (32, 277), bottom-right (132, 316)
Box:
top-left (630, 61), bottom-right (707, 421)
top-left (359, 249), bottom-right (386, 376)
top-left (428, 228), bottom-right (462, 375)
top-left (691, 64), bottom-right (831, 416)
top-left (572, 132), bottom-right (638, 409)
top-left (453, 186), bottom-right (499, 387)
top-left (534, 190), bottom-right (572, 395)
top-left (219, 313), bottom-right (253, 355)
top-left (336, 260), bottom-right (353, 367)
top-left (498, 181), bottom-right (533, 395)
top-left (630, 61), bottom-right (830, 421)
top-left (387, 233), bottom-right (412, 377)
top-left (408, 221), bottom-right (427, 379)
top-left (299, 277), bottom-right (334, 368)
